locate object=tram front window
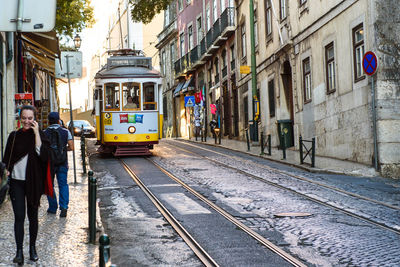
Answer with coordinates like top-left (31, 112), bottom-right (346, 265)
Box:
top-left (123, 82), bottom-right (140, 110)
top-left (143, 82), bottom-right (157, 110)
top-left (105, 83), bottom-right (120, 110)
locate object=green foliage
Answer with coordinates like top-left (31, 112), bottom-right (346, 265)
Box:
top-left (55, 0), bottom-right (94, 38)
top-left (129, 0), bottom-right (173, 24)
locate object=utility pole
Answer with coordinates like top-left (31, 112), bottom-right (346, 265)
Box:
top-left (249, 0), bottom-right (258, 141)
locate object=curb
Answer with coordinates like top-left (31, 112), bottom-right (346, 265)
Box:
top-left (180, 138), bottom-right (377, 177)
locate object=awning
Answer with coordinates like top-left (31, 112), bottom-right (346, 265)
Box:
top-left (173, 82), bottom-right (185, 97)
top-left (182, 76), bottom-right (195, 93)
top-left (20, 32), bottom-right (60, 75)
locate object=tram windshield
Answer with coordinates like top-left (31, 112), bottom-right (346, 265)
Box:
top-left (105, 83), bottom-right (120, 110)
top-left (143, 82), bottom-right (157, 110)
top-left (123, 82), bottom-right (140, 110)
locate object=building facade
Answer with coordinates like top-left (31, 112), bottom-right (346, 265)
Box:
top-left (236, 0), bottom-right (399, 177)
top-left (157, 0), bottom-right (399, 178)
top-left (157, 0), bottom-right (236, 140)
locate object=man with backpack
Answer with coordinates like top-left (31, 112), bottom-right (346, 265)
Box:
top-left (44, 112), bottom-right (74, 217)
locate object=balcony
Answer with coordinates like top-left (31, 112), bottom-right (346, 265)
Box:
top-left (220, 7), bottom-right (235, 38)
top-left (174, 58), bottom-right (181, 75)
top-left (222, 66), bottom-right (227, 78)
top-left (206, 28), bottom-right (213, 49)
top-left (181, 53), bottom-right (189, 73)
top-left (156, 20), bottom-right (178, 48)
top-left (215, 73), bottom-right (220, 84)
top-left (189, 45), bottom-right (205, 70)
top-left (200, 37), bottom-right (211, 61)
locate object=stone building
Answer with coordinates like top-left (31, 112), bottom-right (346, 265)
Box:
top-left (157, 0), bottom-right (236, 140)
top-left (235, 0), bottom-right (399, 177)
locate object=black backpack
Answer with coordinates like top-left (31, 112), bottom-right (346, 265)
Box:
top-left (47, 128), bottom-right (67, 166)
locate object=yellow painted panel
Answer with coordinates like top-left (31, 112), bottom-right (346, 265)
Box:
top-left (159, 114), bottom-right (163, 138)
top-left (103, 133), bottom-right (159, 142)
top-left (96, 115), bottom-right (100, 141)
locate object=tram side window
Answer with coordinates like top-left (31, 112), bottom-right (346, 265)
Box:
top-left (105, 83), bottom-right (120, 110)
top-left (143, 82), bottom-right (157, 110)
top-left (122, 82), bottom-right (140, 110)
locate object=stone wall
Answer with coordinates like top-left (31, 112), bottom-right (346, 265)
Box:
top-left (374, 0), bottom-right (400, 178)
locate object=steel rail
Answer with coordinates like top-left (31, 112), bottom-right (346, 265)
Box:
top-left (174, 140), bottom-right (400, 211)
top-left (148, 158), bottom-right (307, 267)
top-left (162, 141), bottom-right (400, 235)
top-left (120, 159), bottom-right (219, 267)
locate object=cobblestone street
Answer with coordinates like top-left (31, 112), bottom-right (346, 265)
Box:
top-left (0, 140), bottom-right (98, 266)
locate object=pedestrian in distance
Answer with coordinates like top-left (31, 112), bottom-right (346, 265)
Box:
top-left (2, 105), bottom-right (51, 265)
top-left (44, 112), bottom-right (74, 218)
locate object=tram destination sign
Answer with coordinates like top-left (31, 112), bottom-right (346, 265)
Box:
top-left (362, 51), bottom-right (378, 76)
top-left (0, 0), bottom-right (57, 32)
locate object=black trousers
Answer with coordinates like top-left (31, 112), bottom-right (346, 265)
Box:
top-left (9, 178), bottom-right (39, 249)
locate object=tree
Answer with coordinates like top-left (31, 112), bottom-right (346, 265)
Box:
top-left (129, 0), bottom-right (173, 24)
top-left (55, 0), bottom-right (94, 38)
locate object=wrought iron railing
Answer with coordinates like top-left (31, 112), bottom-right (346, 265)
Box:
top-left (174, 58), bottom-right (181, 74)
top-left (200, 38), bottom-right (207, 56)
top-left (220, 7), bottom-right (235, 33)
top-left (222, 66), bottom-right (227, 78)
top-left (212, 19), bottom-right (221, 43)
top-left (190, 46), bottom-right (199, 66)
top-left (206, 28), bottom-right (213, 49)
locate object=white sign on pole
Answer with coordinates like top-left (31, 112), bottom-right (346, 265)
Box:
top-left (0, 0), bottom-right (57, 32)
top-left (55, 52), bottom-right (83, 79)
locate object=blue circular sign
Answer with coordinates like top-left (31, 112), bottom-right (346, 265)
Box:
top-left (362, 51), bottom-right (378, 76)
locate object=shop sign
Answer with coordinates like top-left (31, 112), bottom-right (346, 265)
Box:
top-left (240, 65), bottom-right (251, 74)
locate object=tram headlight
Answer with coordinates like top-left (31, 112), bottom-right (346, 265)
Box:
top-left (128, 126), bottom-right (136, 134)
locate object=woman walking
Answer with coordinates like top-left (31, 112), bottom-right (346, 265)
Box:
top-left (2, 105), bottom-right (50, 265)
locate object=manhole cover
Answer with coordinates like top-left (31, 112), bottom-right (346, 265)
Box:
top-left (274, 212), bottom-right (312, 218)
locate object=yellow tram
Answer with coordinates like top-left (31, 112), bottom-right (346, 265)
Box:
top-left (94, 49), bottom-right (162, 156)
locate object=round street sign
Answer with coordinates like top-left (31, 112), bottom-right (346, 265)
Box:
top-left (362, 51), bottom-right (378, 76)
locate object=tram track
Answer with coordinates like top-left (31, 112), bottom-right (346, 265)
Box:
top-left (120, 158), bottom-right (307, 267)
top-left (161, 140), bottom-right (400, 235)
top-left (120, 159), bottom-right (219, 267)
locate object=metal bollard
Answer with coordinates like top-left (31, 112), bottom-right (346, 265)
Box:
top-left (281, 133), bottom-right (286, 159)
top-left (88, 170), bottom-right (97, 244)
top-left (99, 234), bottom-right (111, 267)
top-left (311, 137), bottom-right (316, 167)
top-left (267, 134), bottom-right (271, 156)
top-left (245, 128), bottom-right (250, 151)
top-left (299, 135), bottom-right (303, 164)
top-left (81, 135), bottom-right (86, 174)
top-left (260, 132), bottom-right (265, 155)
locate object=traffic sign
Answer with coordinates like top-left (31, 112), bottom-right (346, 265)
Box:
top-left (184, 96), bottom-right (195, 107)
top-left (362, 51), bottom-right (378, 76)
top-left (0, 0), bottom-right (57, 32)
top-left (55, 52), bottom-right (83, 79)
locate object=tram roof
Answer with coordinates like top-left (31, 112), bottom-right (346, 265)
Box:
top-left (95, 50), bottom-right (161, 79)
top-left (95, 65), bottom-right (161, 79)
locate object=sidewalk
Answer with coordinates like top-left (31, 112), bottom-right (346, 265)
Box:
top-left (0, 139), bottom-right (99, 266)
top-left (186, 136), bottom-right (379, 178)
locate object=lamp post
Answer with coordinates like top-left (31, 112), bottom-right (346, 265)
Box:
top-left (67, 33), bottom-right (82, 184)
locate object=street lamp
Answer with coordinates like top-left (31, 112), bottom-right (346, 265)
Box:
top-left (73, 34), bottom-right (81, 49)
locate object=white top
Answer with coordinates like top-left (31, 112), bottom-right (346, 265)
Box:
top-left (12, 145), bottom-right (41, 181)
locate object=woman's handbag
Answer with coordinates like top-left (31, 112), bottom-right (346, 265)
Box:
top-left (0, 162), bottom-right (9, 205)
top-left (0, 131), bottom-right (17, 205)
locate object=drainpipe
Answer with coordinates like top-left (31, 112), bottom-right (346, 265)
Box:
top-left (249, 0), bottom-right (258, 141)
